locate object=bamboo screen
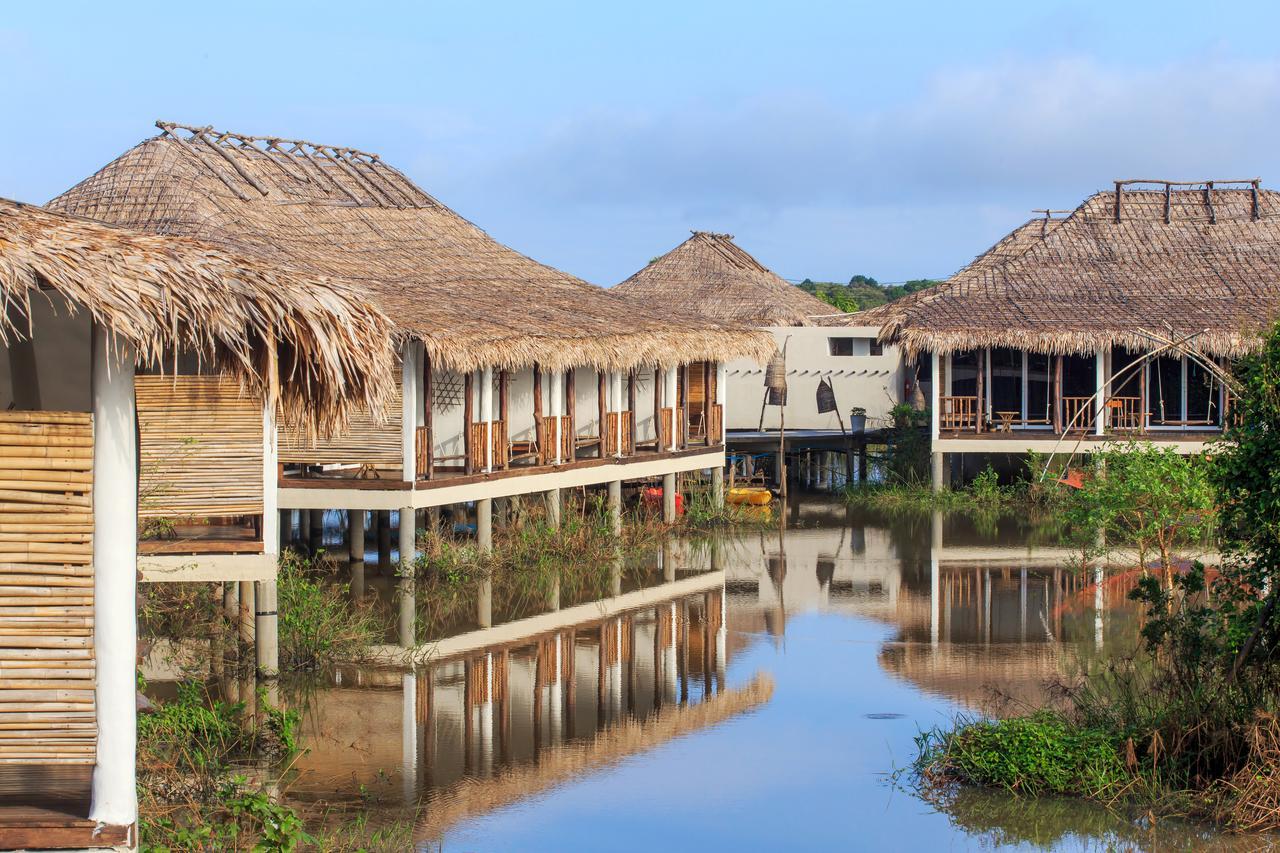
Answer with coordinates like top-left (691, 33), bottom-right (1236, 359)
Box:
top-left (0, 411), bottom-right (96, 764)
top-left (136, 376), bottom-right (264, 519)
top-left (279, 384), bottom-right (402, 469)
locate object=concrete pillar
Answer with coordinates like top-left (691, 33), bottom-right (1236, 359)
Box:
top-left (545, 488), bottom-right (562, 529)
top-left (348, 509), bottom-right (366, 600)
top-left (711, 466), bottom-right (725, 509)
top-left (377, 510), bottom-right (392, 572)
top-left (398, 507), bottom-right (416, 648)
top-left (89, 326), bottom-right (138, 828)
top-left (481, 365), bottom-right (494, 473)
top-left (402, 341), bottom-right (420, 481)
top-left (930, 451), bottom-right (944, 493)
top-left (223, 582), bottom-right (239, 634)
top-left (477, 497), bottom-right (493, 552)
top-left (238, 580), bottom-right (255, 645)
top-left (662, 472), bottom-right (677, 524)
top-left (664, 367), bottom-right (679, 451)
top-left (477, 578), bottom-right (493, 629)
top-left (607, 480), bottom-right (622, 537)
top-left (308, 508), bottom-right (324, 554)
top-left (255, 579), bottom-right (279, 678)
top-left (262, 394), bottom-right (278, 557)
top-left (1095, 347), bottom-right (1107, 436)
top-left (662, 540), bottom-right (675, 583)
top-left (299, 507), bottom-right (311, 546)
top-left (930, 511), bottom-right (942, 648)
top-left (929, 350), bottom-right (941, 493)
top-left (550, 370), bottom-right (564, 464)
top-left (401, 672), bottom-right (418, 805)
top-left (547, 571), bottom-right (560, 611)
top-left (611, 548), bottom-right (623, 597)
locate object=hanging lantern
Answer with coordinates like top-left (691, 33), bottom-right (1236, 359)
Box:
top-left (816, 377), bottom-right (837, 413)
top-left (764, 350), bottom-right (787, 391)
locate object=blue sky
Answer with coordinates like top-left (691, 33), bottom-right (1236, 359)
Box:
top-left (4, 1), bottom-right (1280, 285)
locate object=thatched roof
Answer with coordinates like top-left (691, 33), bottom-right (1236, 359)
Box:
top-left (0, 197), bottom-right (395, 435)
top-left (49, 123), bottom-right (773, 372)
top-left (864, 181), bottom-right (1280, 358)
top-left (613, 231), bottom-right (836, 327)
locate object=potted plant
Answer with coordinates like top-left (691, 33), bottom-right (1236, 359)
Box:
top-left (849, 406), bottom-right (867, 434)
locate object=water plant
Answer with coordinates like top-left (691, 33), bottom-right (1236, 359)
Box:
top-left (277, 550), bottom-right (382, 669)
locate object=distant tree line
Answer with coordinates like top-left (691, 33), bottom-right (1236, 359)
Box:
top-left (797, 275), bottom-right (939, 312)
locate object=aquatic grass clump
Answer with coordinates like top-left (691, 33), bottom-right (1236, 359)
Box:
top-left (917, 712), bottom-right (1132, 801)
top-left (277, 550), bottom-right (382, 669)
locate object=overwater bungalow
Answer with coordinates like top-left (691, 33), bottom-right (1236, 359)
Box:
top-left (49, 124), bottom-right (772, 569)
top-left (861, 180), bottom-right (1280, 488)
top-left (0, 199), bottom-right (392, 847)
top-left (615, 232), bottom-right (903, 482)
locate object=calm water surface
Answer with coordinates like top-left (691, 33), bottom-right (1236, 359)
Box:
top-left (162, 499), bottom-right (1261, 850)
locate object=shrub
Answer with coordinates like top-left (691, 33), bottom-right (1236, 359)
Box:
top-left (277, 550), bottom-right (381, 669)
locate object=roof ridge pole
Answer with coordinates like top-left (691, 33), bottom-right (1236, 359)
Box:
top-left (1164, 182), bottom-right (1172, 224)
top-left (1252, 179), bottom-right (1261, 221)
top-left (286, 142), bottom-right (363, 204)
top-left (158, 124), bottom-right (253, 202)
top-left (192, 128), bottom-right (270, 196)
top-left (1205, 181), bottom-right (1217, 225)
top-left (251, 137), bottom-right (312, 185)
top-left (263, 140), bottom-right (315, 184)
top-left (1114, 181), bottom-right (1123, 223)
top-left (321, 146), bottom-right (394, 206)
top-left (343, 150), bottom-right (421, 209)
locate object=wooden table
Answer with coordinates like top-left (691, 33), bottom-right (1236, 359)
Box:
top-left (995, 411), bottom-right (1018, 432)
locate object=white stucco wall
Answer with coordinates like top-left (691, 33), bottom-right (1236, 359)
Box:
top-left (724, 325), bottom-right (904, 432)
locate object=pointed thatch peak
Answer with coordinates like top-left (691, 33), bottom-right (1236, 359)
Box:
top-left (616, 231), bottom-right (834, 327)
top-left (869, 180), bottom-right (1280, 358)
top-left (48, 122), bottom-right (774, 373)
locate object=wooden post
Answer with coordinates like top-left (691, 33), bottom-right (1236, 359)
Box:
top-left (464, 371), bottom-right (474, 475)
top-left (597, 370), bottom-right (607, 457)
top-left (627, 369), bottom-right (636, 425)
top-left (702, 361), bottom-right (713, 445)
top-left (680, 364), bottom-right (690, 450)
top-left (653, 367), bottom-right (662, 453)
top-left (565, 368), bottom-right (577, 462)
top-left (1052, 355), bottom-right (1064, 434)
top-left (975, 349), bottom-right (985, 434)
top-left (423, 351), bottom-right (433, 479)
top-left (1139, 356), bottom-right (1148, 432)
top-left (533, 364), bottom-right (544, 464)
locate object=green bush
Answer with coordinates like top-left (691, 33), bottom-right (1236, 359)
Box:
top-left (277, 550), bottom-right (381, 669)
top-left (919, 713), bottom-right (1130, 799)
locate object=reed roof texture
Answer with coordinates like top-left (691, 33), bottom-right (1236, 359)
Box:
top-left (613, 231), bottom-right (836, 327)
top-left (0, 197), bottom-right (395, 434)
top-left (864, 182), bottom-right (1280, 358)
top-left (49, 123), bottom-right (773, 372)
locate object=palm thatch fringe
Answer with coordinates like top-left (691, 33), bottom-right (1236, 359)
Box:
top-left (49, 124), bottom-right (773, 372)
top-left (0, 198), bottom-right (395, 436)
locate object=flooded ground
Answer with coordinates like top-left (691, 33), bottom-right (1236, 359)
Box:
top-left (148, 497), bottom-right (1259, 850)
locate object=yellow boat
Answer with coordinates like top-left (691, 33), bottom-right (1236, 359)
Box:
top-left (727, 486), bottom-right (773, 506)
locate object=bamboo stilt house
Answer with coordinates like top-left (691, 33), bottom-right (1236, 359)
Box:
top-left (0, 197), bottom-right (393, 847)
top-left (50, 123), bottom-right (773, 485)
top-left (855, 180), bottom-right (1280, 475)
top-left (615, 232), bottom-right (902, 434)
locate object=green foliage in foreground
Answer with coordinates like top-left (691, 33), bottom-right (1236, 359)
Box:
top-left (277, 550), bottom-right (382, 670)
top-left (917, 713), bottom-right (1131, 800)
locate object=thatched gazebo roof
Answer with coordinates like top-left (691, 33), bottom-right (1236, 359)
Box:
top-left (613, 231), bottom-right (836, 327)
top-left (860, 181), bottom-right (1280, 358)
top-left (49, 123), bottom-right (773, 372)
top-left (0, 197), bottom-right (395, 434)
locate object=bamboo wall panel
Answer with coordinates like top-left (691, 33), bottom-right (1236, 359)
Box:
top-left (605, 413), bottom-right (635, 456)
top-left (468, 421), bottom-right (509, 471)
top-left (280, 382), bottom-right (402, 468)
top-left (136, 376), bottom-right (263, 518)
top-left (0, 411), bottom-right (96, 764)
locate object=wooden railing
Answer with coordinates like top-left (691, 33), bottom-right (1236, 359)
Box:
top-left (1104, 397), bottom-right (1142, 432)
top-left (415, 426), bottom-right (432, 478)
top-left (658, 407), bottom-right (685, 450)
top-left (539, 415), bottom-right (572, 464)
top-left (0, 411), bottom-right (97, 766)
top-left (707, 403), bottom-right (724, 444)
top-left (1062, 397), bottom-right (1093, 432)
top-left (939, 396), bottom-right (977, 431)
top-left (605, 412), bottom-right (635, 456)
top-left (468, 420), bottom-right (509, 472)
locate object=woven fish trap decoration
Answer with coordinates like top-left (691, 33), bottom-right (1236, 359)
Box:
top-left (764, 350), bottom-right (787, 391)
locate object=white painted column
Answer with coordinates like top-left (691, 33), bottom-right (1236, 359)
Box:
top-left (89, 325), bottom-right (138, 827)
top-left (929, 351), bottom-right (942, 493)
top-left (1095, 347), bottom-right (1107, 436)
top-left (607, 480), bottom-right (622, 537)
top-left (402, 672), bottom-right (418, 804)
top-left (257, 359), bottom-right (280, 678)
top-left (477, 497), bottom-right (493, 552)
top-left (930, 511), bottom-right (942, 649)
top-left (549, 637), bottom-right (563, 746)
top-left (611, 370), bottom-right (624, 457)
top-left (398, 507), bottom-right (416, 648)
top-left (481, 365), bottom-right (494, 473)
top-left (348, 510), bottom-right (366, 600)
top-left (664, 367), bottom-right (679, 451)
top-left (550, 369), bottom-right (564, 465)
top-left (262, 396), bottom-right (278, 557)
top-left (479, 653), bottom-right (494, 777)
top-left (401, 343), bottom-right (419, 481)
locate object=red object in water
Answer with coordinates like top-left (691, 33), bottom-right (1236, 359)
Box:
top-left (641, 487), bottom-right (684, 514)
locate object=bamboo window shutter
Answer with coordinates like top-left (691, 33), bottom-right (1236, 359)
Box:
top-left (279, 373), bottom-right (403, 469)
top-left (136, 376), bottom-right (264, 517)
top-left (0, 412), bottom-right (97, 765)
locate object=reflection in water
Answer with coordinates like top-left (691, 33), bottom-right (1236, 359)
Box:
top-left (144, 498), bottom-right (1232, 850)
